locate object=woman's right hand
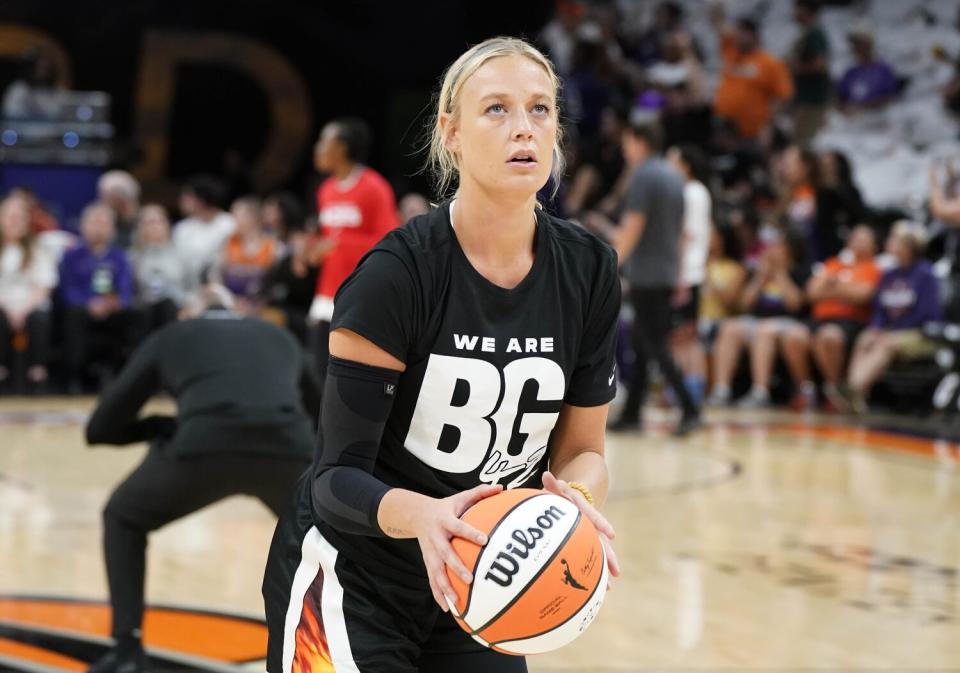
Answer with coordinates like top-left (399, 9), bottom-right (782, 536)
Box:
top-left (410, 483), bottom-right (503, 612)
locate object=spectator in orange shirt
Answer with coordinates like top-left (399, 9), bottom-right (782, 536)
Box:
top-left (216, 197), bottom-right (279, 314)
top-left (783, 225), bottom-right (880, 411)
top-left (712, 15), bottom-right (794, 140)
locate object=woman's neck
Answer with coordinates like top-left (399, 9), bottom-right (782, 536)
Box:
top-left (333, 162), bottom-right (359, 183)
top-left (450, 184), bottom-right (539, 290)
top-left (452, 185), bottom-right (537, 263)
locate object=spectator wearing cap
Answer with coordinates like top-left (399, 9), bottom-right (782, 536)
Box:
top-left (788, 0), bottom-right (831, 146)
top-left (837, 25), bottom-right (898, 113)
top-left (845, 222), bottom-right (942, 413)
top-left (711, 10), bottom-right (793, 141)
top-left (97, 170), bottom-right (141, 249)
top-left (172, 175), bottom-right (235, 290)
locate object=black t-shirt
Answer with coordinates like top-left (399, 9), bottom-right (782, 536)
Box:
top-left (315, 201), bottom-right (620, 579)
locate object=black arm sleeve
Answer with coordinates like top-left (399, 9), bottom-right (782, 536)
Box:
top-left (310, 357), bottom-right (401, 537)
top-left (299, 350), bottom-right (323, 422)
top-left (85, 333), bottom-right (166, 445)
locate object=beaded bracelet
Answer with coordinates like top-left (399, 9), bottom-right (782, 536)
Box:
top-left (566, 481), bottom-right (595, 506)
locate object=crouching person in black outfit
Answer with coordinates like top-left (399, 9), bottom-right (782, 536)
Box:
top-left (85, 285), bottom-right (320, 673)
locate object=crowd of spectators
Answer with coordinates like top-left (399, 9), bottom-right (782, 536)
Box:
top-left (536, 0), bottom-right (959, 415)
top-left (2, 0), bottom-right (959, 418)
top-left (0, 155), bottom-right (427, 394)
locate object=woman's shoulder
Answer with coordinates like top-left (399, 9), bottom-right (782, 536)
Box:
top-left (543, 212), bottom-right (617, 274)
top-left (377, 203), bottom-right (453, 260)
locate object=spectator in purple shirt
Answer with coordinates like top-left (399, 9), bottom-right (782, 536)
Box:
top-left (845, 221), bottom-right (941, 412)
top-left (59, 202), bottom-right (135, 393)
top-left (837, 26), bottom-right (898, 113)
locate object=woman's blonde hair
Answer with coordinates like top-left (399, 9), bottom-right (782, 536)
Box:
top-left (889, 219), bottom-right (927, 258)
top-left (426, 36), bottom-right (565, 199)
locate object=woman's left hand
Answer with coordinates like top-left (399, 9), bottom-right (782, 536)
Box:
top-left (542, 471), bottom-right (621, 579)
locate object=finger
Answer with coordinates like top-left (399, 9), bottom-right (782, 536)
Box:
top-left (580, 502), bottom-right (616, 540)
top-left (446, 518), bottom-right (488, 546)
top-left (542, 472), bottom-right (616, 539)
top-left (424, 556), bottom-right (449, 612)
top-left (454, 483), bottom-right (503, 514)
top-left (433, 557), bottom-right (459, 608)
top-left (602, 535), bottom-right (622, 578)
top-left (437, 537), bottom-right (473, 584)
top-left (541, 470), bottom-right (563, 494)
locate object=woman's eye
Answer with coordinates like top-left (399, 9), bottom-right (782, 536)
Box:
top-left (533, 104), bottom-right (550, 114)
top-left (486, 103), bottom-right (505, 114)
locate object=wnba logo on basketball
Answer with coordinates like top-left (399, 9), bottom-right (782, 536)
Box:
top-left (484, 504), bottom-right (568, 587)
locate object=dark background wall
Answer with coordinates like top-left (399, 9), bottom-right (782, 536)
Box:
top-left (0, 0), bottom-right (554, 204)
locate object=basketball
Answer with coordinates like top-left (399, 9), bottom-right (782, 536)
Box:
top-left (446, 488), bottom-right (608, 655)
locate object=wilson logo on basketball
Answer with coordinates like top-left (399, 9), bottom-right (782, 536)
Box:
top-left (483, 504), bottom-right (567, 587)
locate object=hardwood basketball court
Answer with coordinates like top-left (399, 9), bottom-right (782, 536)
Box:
top-left (1, 397), bottom-right (958, 671)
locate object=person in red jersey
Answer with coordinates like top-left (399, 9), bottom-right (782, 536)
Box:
top-left (308, 118), bottom-right (399, 376)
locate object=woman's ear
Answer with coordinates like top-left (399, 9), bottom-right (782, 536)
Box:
top-left (439, 112), bottom-right (460, 153)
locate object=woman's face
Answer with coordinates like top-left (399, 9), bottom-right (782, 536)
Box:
top-left (231, 203), bottom-right (261, 237)
top-left (781, 146), bottom-right (806, 185)
top-left (314, 124), bottom-right (344, 174)
top-left (885, 233), bottom-right (913, 266)
top-left (0, 198), bottom-right (31, 242)
top-left (847, 225), bottom-right (875, 258)
top-left (138, 207), bottom-right (170, 245)
top-left (764, 240), bottom-right (789, 269)
top-left (443, 54), bottom-right (557, 200)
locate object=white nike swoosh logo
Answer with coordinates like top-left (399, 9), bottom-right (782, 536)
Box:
top-left (608, 373), bottom-right (616, 386)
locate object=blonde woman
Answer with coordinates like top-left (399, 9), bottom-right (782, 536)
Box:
top-left (262, 37), bottom-right (620, 673)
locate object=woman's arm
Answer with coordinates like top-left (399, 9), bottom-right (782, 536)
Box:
top-left (714, 265), bottom-right (746, 312)
top-left (738, 272), bottom-right (765, 313)
top-left (324, 328), bottom-right (497, 611)
top-left (776, 270), bottom-right (806, 313)
top-left (547, 403), bottom-right (610, 506)
top-left (544, 403), bottom-right (620, 577)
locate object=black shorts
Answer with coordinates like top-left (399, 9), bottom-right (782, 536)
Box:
top-left (670, 285), bottom-right (701, 329)
top-left (262, 476), bottom-right (527, 673)
top-left (808, 318), bottom-right (864, 350)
